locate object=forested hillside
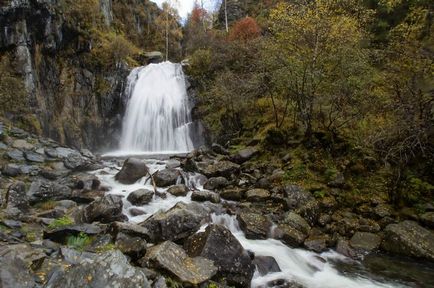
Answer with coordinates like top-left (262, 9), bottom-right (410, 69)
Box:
top-left (185, 0), bottom-right (433, 207)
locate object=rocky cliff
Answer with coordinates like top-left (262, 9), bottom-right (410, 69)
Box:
top-left (0, 0), bottom-right (164, 151)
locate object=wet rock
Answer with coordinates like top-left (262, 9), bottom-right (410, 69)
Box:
top-left (142, 202), bottom-right (209, 242)
top-left (204, 177), bottom-right (229, 190)
top-left (220, 188), bottom-right (244, 201)
top-left (4, 149), bottom-right (25, 161)
top-left (142, 241), bottom-right (217, 285)
top-left (197, 160), bottom-right (240, 179)
top-left (304, 234), bottom-right (330, 253)
top-left (12, 139), bottom-right (34, 150)
top-left (116, 232), bottom-right (147, 260)
top-left (154, 169), bottom-right (181, 187)
top-left (237, 212), bottom-right (272, 239)
top-left (232, 147), bottom-right (259, 164)
top-left (63, 152), bottom-right (91, 171)
top-left (46, 250), bottom-right (151, 288)
top-left (130, 208), bottom-right (146, 216)
top-left (2, 164), bottom-right (21, 177)
top-left (284, 185), bottom-right (314, 209)
top-left (44, 224), bottom-right (104, 243)
top-left (245, 188), bottom-right (270, 202)
top-left (274, 224), bottom-right (306, 247)
top-left (166, 159), bottom-right (181, 169)
top-left (211, 143), bottom-right (229, 155)
top-left (336, 239), bottom-right (357, 258)
top-left (350, 232), bottom-right (382, 253)
top-left (77, 195), bottom-right (124, 223)
top-left (185, 224), bottom-right (255, 287)
top-left (192, 190), bottom-right (221, 203)
top-left (182, 157), bottom-right (199, 172)
top-left (27, 180), bottom-right (72, 203)
top-left (80, 149), bottom-right (94, 159)
top-left (420, 212), bottom-right (434, 229)
top-left (167, 184), bottom-right (189, 197)
top-left (6, 181), bottom-right (29, 211)
top-left (115, 158), bottom-right (149, 184)
top-left (24, 151), bottom-right (45, 163)
top-left (128, 189), bottom-right (154, 205)
top-left (74, 174), bottom-right (101, 191)
top-left (253, 256), bottom-right (281, 276)
top-left (382, 221), bottom-right (434, 261)
top-left (283, 212), bottom-right (311, 235)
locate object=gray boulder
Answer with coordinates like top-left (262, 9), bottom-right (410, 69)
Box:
top-left (2, 164), bottom-right (21, 177)
top-left (283, 212), bottom-right (311, 235)
top-left (45, 250), bottom-right (151, 288)
top-left (350, 232), bottom-right (382, 253)
top-left (167, 184), bottom-right (189, 197)
top-left (27, 180), bottom-right (72, 203)
top-left (127, 189), bottom-right (154, 205)
top-left (237, 212), bottom-right (272, 239)
top-left (115, 158), bottom-right (149, 184)
top-left (382, 221), bottom-right (434, 261)
top-left (204, 177), bottom-right (229, 190)
top-left (141, 202), bottom-right (209, 242)
top-left (274, 224), bottom-right (306, 247)
top-left (197, 160), bottom-right (240, 179)
top-left (253, 256), bottom-right (281, 276)
top-left (232, 147), bottom-right (259, 164)
top-left (154, 169), bottom-right (180, 187)
top-left (24, 151), bottom-right (45, 163)
top-left (220, 188), bottom-right (244, 201)
top-left (6, 181), bottom-right (28, 211)
top-left (185, 224), bottom-right (255, 287)
top-left (192, 190), bottom-right (221, 204)
top-left (77, 195), bottom-right (125, 224)
top-left (142, 241), bottom-right (217, 285)
top-left (5, 149), bottom-right (25, 161)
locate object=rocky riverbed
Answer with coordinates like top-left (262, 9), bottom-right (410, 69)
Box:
top-left (1, 122), bottom-right (434, 288)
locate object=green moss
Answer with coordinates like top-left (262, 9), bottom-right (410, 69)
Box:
top-left (96, 243), bottom-right (117, 253)
top-left (48, 216), bottom-right (74, 229)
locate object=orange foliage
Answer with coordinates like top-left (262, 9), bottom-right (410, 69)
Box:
top-left (191, 4), bottom-right (207, 24)
top-left (228, 17), bottom-right (261, 42)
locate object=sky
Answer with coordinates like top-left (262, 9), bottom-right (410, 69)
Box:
top-left (150, 0), bottom-right (217, 20)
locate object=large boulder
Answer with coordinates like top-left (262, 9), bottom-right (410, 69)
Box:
top-left (154, 169), bottom-right (181, 187)
top-left (0, 245), bottom-right (38, 288)
top-left (382, 221), bottom-right (434, 261)
top-left (274, 224), bottom-right (306, 247)
top-left (185, 224), bottom-right (255, 287)
top-left (253, 256), bottom-right (281, 276)
top-left (77, 195), bottom-right (125, 223)
top-left (141, 202), bottom-right (209, 242)
top-left (197, 160), bottom-right (240, 179)
top-left (283, 185), bottom-right (314, 209)
top-left (142, 241), bottom-right (217, 285)
top-left (127, 189), bottom-right (154, 206)
top-left (115, 158), bottom-right (149, 184)
top-left (45, 250), bottom-right (151, 288)
top-left (283, 212), bottom-right (311, 235)
top-left (232, 147), bottom-right (259, 164)
top-left (237, 212), bottom-right (272, 239)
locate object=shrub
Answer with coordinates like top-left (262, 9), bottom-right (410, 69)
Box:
top-left (228, 17), bottom-right (261, 42)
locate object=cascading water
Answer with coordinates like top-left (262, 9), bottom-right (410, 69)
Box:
top-left (120, 62), bottom-right (195, 153)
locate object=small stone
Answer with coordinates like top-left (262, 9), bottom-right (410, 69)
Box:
top-left (12, 139), bottom-right (34, 150)
top-left (167, 184), bottom-right (189, 197)
top-left (154, 169), bottom-right (180, 187)
top-left (191, 191), bottom-right (220, 203)
top-left (203, 177), bottom-right (229, 190)
top-left (127, 189), bottom-right (154, 206)
top-left (24, 151), bottom-right (45, 163)
top-left (5, 149), bottom-right (25, 161)
top-left (220, 188), bottom-right (244, 201)
top-left (245, 188), bottom-right (270, 202)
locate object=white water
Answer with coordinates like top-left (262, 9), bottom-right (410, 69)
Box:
top-left (93, 160), bottom-right (404, 288)
top-left (119, 62), bottom-right (194, 153)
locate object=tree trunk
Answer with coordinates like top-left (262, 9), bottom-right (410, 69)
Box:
top-left (224, 0), bottom-right (229, 33)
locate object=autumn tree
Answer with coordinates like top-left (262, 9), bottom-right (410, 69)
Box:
top-left (155, 1), bottom-right (183, 61)
top-left (228, 17), bottom-right (261, 42)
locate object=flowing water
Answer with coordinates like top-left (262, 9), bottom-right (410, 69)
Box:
top-left (119, 62), bottom-right (194, 154)
top-left (98, 62), bottom-right (425, 288)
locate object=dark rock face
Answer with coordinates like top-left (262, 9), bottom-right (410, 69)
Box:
top-left (0, 247), bottom-right (37, 288)
top-left (237, 212), bottom-right (272, 239)
top-left (77, 195), bottom-right (125, 224)
top-left (154, 169), bottom-right (181, 187)
top-left (44, 224), bottom-right (104, 243)
top-left (382, 221), bottom-right (434, 261)
top-left (211, 143), bottom-right (229, 155)
top-left (185, 224), bottom-right (255, 287)
top-left (45, 250), bottom-right (151, 288)
top-left (127, 189), bottom-right (154, 205)
top-left (253, 256), bottom-right (281, 276)
top-left (143, 241), bottom-right (217, 285)
top-left (141, 202), bottom-right (209, 242)
top-left (115, 158), bottom-right (149, 184)
top-left (27, 180), bottom-right (72, 203)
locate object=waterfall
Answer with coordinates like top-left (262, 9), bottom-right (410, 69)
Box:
top-left (120, 62), bottom-right (195, 153)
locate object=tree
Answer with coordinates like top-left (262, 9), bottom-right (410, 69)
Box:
top-left (228, 17), bottom-right (261, 42)
top-left (155, 1), bottom-right (182, 61)
top-left (266, 1), bottom-right (372, 137)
